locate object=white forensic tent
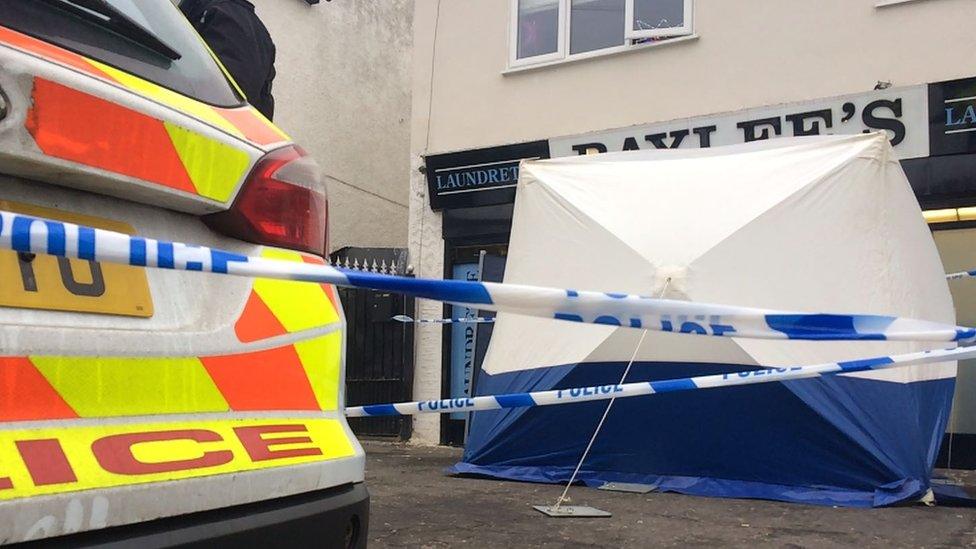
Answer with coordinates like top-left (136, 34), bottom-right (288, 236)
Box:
top-left (454, 132), bottom-right (957, 507)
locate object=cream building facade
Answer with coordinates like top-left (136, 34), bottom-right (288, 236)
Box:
top-left (408, 0), bottom-right (976, 457)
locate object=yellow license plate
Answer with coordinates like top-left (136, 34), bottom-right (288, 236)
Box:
top-left (0, 200), bottom-right (153, 318)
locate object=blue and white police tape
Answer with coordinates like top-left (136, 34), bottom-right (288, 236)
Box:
top-left (391, 315), bottom-right (495, 324)
top-left (345, 345), bottom-right (976, 417)
top-left (2, 209), bottom-right (974, 343)
top-left (947, 270), bottom-right (976, 281)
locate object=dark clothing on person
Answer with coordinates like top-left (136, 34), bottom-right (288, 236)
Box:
top-left (180, 0), bottom-right (276, 119)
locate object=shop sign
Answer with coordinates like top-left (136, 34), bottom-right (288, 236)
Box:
top-left (424, 140), bottom-right (550, 210)
top-left (550, 86), bottom-right (929, 160)
top-left (929, 76), bottom-right (976, 157)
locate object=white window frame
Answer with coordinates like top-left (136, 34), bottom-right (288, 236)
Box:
top-left (509, 0), bottom-right (694, 70)
top-left (624, 0), bottom-right (693, 40)
top-left (874, 0), bottom-right (934, 6)
top-left (509, 0), bottom-right (567, 69)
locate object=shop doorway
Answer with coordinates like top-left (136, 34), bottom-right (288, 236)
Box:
top-left (441, 242), bottom-right (508, 446)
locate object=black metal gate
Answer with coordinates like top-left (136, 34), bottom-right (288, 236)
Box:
top-left (333, 248), bottom-right (414, 440)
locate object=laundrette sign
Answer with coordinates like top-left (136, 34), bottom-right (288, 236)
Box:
top-left (549, 85), bottom-right (930, 159)
top-left (435, 162), bottom-right (520, 195)
top-left (424, 140), bottom-right (550, 210)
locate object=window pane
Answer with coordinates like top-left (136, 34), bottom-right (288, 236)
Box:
top-left (517, 0), bottom-right (560, 59)
top-left (570, 0), bottom-right (625, 55)
top-left (633, 0), bottom-right (685, 32)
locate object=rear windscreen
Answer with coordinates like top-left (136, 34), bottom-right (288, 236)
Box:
top-left (0, 0), bottom-right (243, 107)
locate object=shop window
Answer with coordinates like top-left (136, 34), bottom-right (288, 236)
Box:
top-left (931, 227), bottom-right (976, 468)
top-left (510, 0), bottom-right (693, 69)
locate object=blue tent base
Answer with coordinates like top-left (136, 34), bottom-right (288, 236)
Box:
top-left (450, 462), bottom-right (929, 508)
top-left (461, 361), bottom-right (954, 508)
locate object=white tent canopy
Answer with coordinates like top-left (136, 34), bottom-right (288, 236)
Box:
top-left (483, 132), bottom-right (954, 382)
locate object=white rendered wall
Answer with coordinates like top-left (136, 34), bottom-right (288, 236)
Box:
top-left (408, 0), bottom-right (444, 445)
top-left (252, 0), bottom-right (413, 251)
top-left (415, 0), bottom-right (974, 154)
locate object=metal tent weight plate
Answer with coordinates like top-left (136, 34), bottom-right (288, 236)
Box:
top-left (533, 505), bottom-right (612, 518)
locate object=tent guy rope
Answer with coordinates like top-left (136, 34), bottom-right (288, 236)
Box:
top-left (551, 277), bottom-right (668, 512)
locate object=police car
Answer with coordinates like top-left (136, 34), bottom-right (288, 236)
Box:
top-left (0, 1), bottom-right (366, 546)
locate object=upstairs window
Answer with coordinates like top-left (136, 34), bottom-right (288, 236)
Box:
top-left (510, 0), bottom-right (693, 68)
top-left (626, 0), bottom-right (692, 39)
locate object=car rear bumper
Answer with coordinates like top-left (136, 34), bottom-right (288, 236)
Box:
top-left (20, 482), bottom-right (369, 549)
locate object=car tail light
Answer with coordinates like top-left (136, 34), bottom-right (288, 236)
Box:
top-left (204, 145), bottom-right (328, 255)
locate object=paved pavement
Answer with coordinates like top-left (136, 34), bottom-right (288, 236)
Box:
top-left (363, 440), bottom-right (976, 548)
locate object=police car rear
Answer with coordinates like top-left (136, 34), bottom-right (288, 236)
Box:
top-left (0, 1), bottom-right (366, 546)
